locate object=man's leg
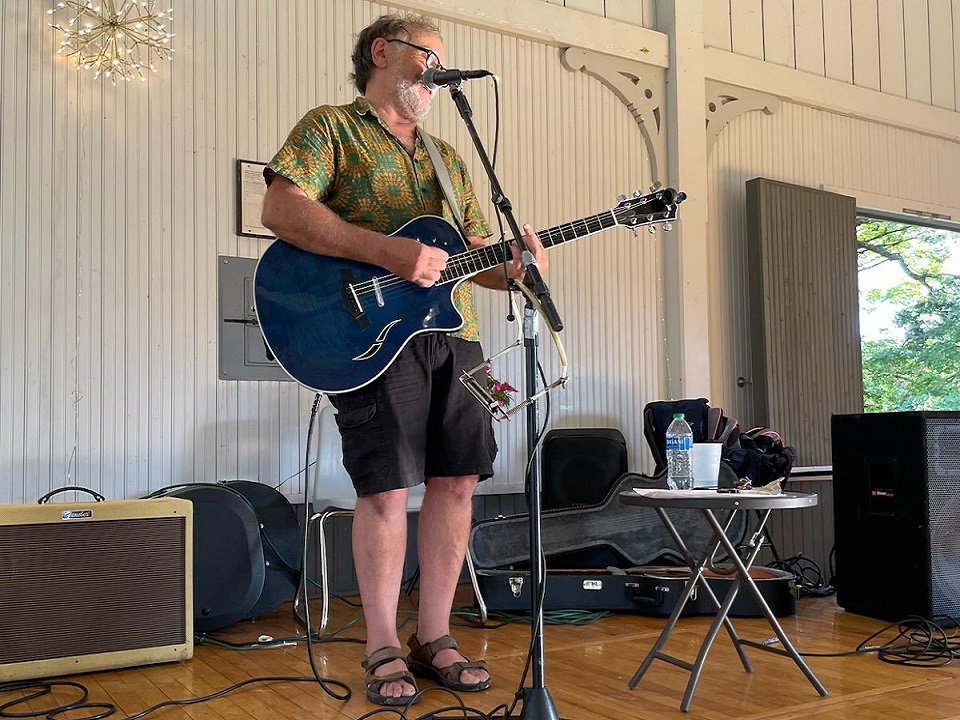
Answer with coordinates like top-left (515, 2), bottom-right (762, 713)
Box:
top-left (415, 474), bottom-right (490, 686)
top-left (353, 487), bottom-right (415, 699)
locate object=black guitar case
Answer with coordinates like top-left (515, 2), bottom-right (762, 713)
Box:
top-left (221, 480), bottom-right (301, 618)
top-left (475, 565), bottom-right (797, 617)
top-left (149, 482), bottom-right (300, 633)
top-left (469, 472), bottom-right (748, 570)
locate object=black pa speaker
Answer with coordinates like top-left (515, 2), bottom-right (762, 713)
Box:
top-left (832, 411), bottom-right (960, 622)
top-left (541, 428), bottom-right (628, 511)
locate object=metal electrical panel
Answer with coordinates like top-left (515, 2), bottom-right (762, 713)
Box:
top-left (218, 255), bottom-right (292, 382)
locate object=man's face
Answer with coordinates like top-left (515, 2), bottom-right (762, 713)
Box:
top-left (388, 31), bottom-right (446, 122)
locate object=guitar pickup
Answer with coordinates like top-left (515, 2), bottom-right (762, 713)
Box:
top-left (340, 269), bottom-right (369, 330)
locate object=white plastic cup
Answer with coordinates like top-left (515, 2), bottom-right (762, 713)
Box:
top-left (691, 443), bottom-right (722, 488)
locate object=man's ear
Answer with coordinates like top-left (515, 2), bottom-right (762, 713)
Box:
top-left (369, 37), bottom-right (390, 69)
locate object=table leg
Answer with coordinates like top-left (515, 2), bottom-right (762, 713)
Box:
top-left (677, 508), bottom-right (770, 710)
top-left (628, 507), bottom-right (752, 695)
top-left (703, 508), bottom-right (829, 698)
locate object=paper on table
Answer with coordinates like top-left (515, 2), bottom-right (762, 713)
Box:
top-left (630, 488), bottom-right (703, 499)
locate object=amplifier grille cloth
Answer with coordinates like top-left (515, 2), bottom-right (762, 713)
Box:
top-left (926, 419), bottom-right (960, 617)
top-left (0, 517), bottom-right (186, 664)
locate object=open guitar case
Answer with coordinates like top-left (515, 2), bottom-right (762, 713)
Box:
top-left (469, 402), bottom-right (797, 617)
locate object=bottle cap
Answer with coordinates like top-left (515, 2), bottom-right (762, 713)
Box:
top-left (672, 413), bottom-right (684, 419)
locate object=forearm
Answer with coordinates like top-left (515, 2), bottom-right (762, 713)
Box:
top-left (260, 178), bottom-right (391, 267)
top-left (471, 223), bottom-right (547, 290)
top-left (473, 264), bottom-right (514, 290)
top-left (260, 176), bottom-right (448, 287)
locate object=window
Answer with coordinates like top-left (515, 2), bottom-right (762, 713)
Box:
top-left (857, 215), bottom-right (960, 411)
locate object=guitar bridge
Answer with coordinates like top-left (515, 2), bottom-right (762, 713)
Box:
top-left (340, 269), bottom-right (369, 329)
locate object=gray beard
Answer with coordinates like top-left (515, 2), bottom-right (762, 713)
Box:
top-left (397, 77), bottom-right (433, 122)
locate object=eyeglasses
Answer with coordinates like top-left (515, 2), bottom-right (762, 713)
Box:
top-left (387, 38), bottom-right (444, 70)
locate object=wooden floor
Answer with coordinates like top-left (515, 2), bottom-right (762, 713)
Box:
top-left (9, 588), bottom-right (960, 720)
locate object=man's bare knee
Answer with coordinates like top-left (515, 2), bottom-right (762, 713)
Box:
top-left (357, 487), bottom-right (410, 518)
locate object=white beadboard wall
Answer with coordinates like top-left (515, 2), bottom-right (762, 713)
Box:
top-left (3, 0), bottom-right (960, 505)
top-left (0, 0), bottom-right (658, 504)
top-left (703, 0), bottom-right (960, 112)
top-left (543, 0), bottom-right (656, 27)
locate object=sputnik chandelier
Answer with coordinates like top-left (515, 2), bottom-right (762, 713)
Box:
top-left (49, 0), bottom-right (174, 84)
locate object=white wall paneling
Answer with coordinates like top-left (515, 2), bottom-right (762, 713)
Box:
top-left (792, 0), bottom-right (825, 76)
top-left (2, 0), bottom-right (958, 505)
top-left (702, 0), bottom-right (733, 52)
top-left (383, 0), bottom-right (668, 64)
top-left (878, 0), bottom-right (907, 97)
top-left (903, 0), bottom-right (933, 103)
top-left (928, 0), bottom-right (956, 110)
top-left (0, 0), bottom-right (661, 503)
top-left (730, 0), bottom-right (765, 60)
top-left (702, 0), bottom-right (960, 114)
top-left (760, 0), bottom-right (795, 69)
top-left (822, 0), bottom-right (855, 84)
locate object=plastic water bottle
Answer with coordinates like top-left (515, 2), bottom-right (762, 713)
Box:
top-left (665, 413), bottom-right (694, 490)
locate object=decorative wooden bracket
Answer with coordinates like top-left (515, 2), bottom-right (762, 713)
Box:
top-left (560, 47), bottom-right (667, 187)
top-left (560, 48), bottom-right (782, 176)
top-left (705, 80), bottom-right (781, 153)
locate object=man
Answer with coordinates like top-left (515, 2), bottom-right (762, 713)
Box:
top-left (260, 13), bottom-right (547, 706)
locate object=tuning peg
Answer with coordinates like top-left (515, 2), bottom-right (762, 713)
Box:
top-left (649, 181), bottom-right (662, 193)
top-left (647, 225), bottom-right (657, 234)
top-left (634, 190), bottom-right (643, 197)
top-left (617, 194), bottom-right (627, 203)
top-left (662, 221), bottom-right (673, 232)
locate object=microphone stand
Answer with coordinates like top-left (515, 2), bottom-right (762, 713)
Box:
top-left (445, 81), bottom-right (564, 720)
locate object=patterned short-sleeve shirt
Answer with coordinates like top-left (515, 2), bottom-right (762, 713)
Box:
top-left (266, 96), bottom-right (492, 342)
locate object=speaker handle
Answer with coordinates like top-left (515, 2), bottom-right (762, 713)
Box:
top-left (37, 486), bottom-right (107, 504)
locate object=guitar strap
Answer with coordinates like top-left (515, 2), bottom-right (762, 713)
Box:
top-left (419, 128), bottom-right (469, 239)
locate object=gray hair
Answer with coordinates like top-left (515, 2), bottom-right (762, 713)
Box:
top-left (350, 13), bottom-right (441, 93)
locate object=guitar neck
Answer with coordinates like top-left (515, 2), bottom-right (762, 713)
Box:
top-left (439, 209), bottom-right (619, 284)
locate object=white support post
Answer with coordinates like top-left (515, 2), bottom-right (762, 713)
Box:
top-left (657, 0), bottom-right (711, 399)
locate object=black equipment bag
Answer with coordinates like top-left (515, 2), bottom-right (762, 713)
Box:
top-left (725, 426), bottom-right (796, 486)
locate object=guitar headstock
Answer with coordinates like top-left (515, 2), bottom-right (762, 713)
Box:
top-left (612, 188), bottom-right (686, 232)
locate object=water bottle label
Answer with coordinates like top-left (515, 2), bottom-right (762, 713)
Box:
top-left (666, 435), bottom-right (693, 451)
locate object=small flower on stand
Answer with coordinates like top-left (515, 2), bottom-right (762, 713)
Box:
top-left (484, 364), bottom-right (517, 408)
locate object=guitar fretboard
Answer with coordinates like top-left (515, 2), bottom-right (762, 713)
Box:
top-left (439, 209), bottom-right (622, 284)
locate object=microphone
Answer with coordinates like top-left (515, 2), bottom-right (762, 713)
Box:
top-left (421, 67), bottom-right (492, 90)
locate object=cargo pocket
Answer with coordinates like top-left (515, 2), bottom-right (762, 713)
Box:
top-left (330, 397), bottom-right (388, 489)
top-left (332, 399), bottom-right (377, 430)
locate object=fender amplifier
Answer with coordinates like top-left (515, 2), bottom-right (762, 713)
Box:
top-left (0, 498), bottom-right (193, 681)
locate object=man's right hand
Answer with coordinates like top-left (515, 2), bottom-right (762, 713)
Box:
top-left (386, 236), bottom-right (449, 287)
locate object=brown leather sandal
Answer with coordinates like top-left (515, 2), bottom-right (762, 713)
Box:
top-left (361, 646), bottom-right (419, 706)
top-left (406, 633), bottom-right (491, 692)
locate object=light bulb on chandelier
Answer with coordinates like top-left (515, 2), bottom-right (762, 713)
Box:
top-left (48, 0), bottom-right (174, 85)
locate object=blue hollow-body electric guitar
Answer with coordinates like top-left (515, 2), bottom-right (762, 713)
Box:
top-left (254, 188), bottom-right (685, 394)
